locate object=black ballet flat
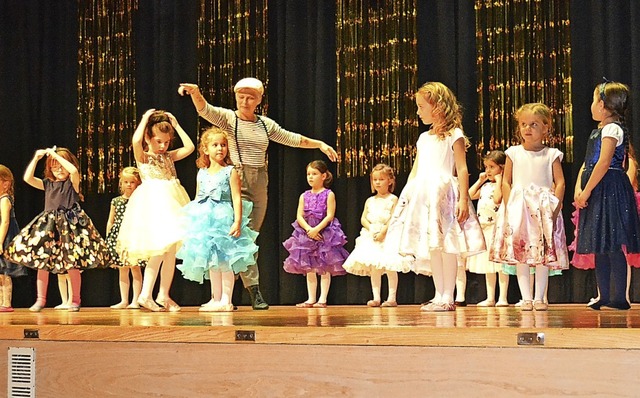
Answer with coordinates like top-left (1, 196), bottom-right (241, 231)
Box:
top-left (603, 301), bottom-right (631, 310)
top-left (454, 300), bottom-right (467, 307)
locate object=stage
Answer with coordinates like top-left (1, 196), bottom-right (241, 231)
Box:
top-left (1, 305), bottom-right (640, 396)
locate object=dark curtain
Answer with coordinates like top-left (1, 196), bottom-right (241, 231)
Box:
top-left (0, 1), bottom-right (78, 307)
top-left (2, 0), bottom-right (640, 307)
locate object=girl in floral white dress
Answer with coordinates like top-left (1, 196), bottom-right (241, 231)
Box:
top-left (490, 103), bottom-right (569, 311)
top-left (467, 150), bottom-right (509, 307)
top-left (385, 82), bottom-right (486, 312)
top-left (343, 164), bottom-right (411, 307)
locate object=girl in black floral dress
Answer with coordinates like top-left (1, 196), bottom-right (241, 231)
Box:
top-left (6, 147), bottom-right (109, 311)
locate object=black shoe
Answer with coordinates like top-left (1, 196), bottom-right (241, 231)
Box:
top-left (248, 285), bottom-right (269, 310)
top-left (604, 301), bottom-right (631, 310)
top-left (454, 300), bottom-right (467, 307)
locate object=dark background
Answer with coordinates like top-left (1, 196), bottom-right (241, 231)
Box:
top-left (1, 0), bottom-right (639, 308)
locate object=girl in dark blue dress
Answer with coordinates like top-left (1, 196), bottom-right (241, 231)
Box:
top-left (575, 81), bottom-right (640, 310)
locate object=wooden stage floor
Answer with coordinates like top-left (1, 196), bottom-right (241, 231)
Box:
top-left (3, 305), bottom-right (640, 396)
top-left (1, 304), bottom-right (639, 349)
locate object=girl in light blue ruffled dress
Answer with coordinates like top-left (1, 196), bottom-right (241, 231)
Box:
top-left (177, 127), bottom-right (258, 312)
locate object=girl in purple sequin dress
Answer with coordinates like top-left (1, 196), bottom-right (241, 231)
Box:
top-left (283, 160), bottom-right (348, 308)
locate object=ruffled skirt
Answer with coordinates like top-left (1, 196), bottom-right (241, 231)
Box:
top-left (283, 218), bottom-right (348, 276)
top-left (116, 179), bottom-right (189, 263)
top-left (176, 199), bottom-right (258, 283)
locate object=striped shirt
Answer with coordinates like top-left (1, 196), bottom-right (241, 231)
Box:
top-left (199, 104), bottom-right (302, 167)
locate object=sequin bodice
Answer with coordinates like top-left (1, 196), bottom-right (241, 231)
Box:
top-left (195, 166), bottom-right (233, 203)
top-left (584, 126), bottom-right (628, 172)
top-left (137, 153), bottom-right (178, 181)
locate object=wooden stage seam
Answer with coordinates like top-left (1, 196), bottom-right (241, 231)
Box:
top-left (0, 304), bottom-right (638, 349)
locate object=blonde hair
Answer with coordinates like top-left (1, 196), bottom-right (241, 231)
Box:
top-left (514, 102), bottom-right (553, 140)
top-left (196, 127), bottom-right (233, 168)
top-left (417, 82), bottom-right (469, 147)
top-left (307, 160), bottom-right (333, 188)
top-left (44, 147), bottom-right (80, 181)
top-left (370, 163), bottom-right (396, 193)
top-left (0, 164), bottom-right (15, 199)
top-left (119, 167), bottom-right (142, 194)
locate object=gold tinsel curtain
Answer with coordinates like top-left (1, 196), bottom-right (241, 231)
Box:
top-left (198, 0), bottom-right (268, 119)
top-left (77, 0), bottom-right (138, 194)
top-left (336, 0), bottom-right (418, 178)
top-left (475, 0), bottom-right (573, 163)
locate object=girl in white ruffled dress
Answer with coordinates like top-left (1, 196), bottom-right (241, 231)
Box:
top-left (385, 82), bottom-right (486, 312)
top-left (116, 109), bottom-right (195, 312)
top-left (343, 164), bottom-right (410, 307)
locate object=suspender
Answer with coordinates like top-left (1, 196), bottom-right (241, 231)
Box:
top-left (234, 114), bottom-right (269, 167)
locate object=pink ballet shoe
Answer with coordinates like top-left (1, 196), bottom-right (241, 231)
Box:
top-left (380, 301), bottom-right (397, 307)
top-left (0, 306), bottom-right (14, 312)
top-left (296, 302), bottom-right (315, 308)
top-left (312, 302), bottom-right (327, 308)
top-left (126, 303), bottom-right (140, 309)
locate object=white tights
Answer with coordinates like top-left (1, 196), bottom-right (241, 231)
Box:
top-left (430, 250), bottom-right (458, 304)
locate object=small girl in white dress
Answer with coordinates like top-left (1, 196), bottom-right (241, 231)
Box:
top-left (343, 164), bottom-right (411, 307)
top-left (467, 150), bottom-right (509, 307)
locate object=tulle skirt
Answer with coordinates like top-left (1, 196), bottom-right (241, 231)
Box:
top-left (576, 169), bottom-right (640, 255)
top-left (116, 179), bottom-right (189, 263)
top-left (342, 226), bottom-right (412, 276)
top-left (569, 193), bottom-right (640, 269)
top-left (176, 199), bottom-right (258, 283)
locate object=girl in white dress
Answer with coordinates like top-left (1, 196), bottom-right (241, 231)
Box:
top-left (343, 164), bottom-right (411, 307)
top-left (467, 150), bottom-right (509, 307)
top-left (116, 109), bottom-right (195, 312)
top-left (385, 82), bottom-right (486, 312)
top-left (490, 103), bottom-right (569, 311)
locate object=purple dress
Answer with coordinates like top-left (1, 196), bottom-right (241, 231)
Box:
top-left (283, 189), bottom-right (348, 275)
